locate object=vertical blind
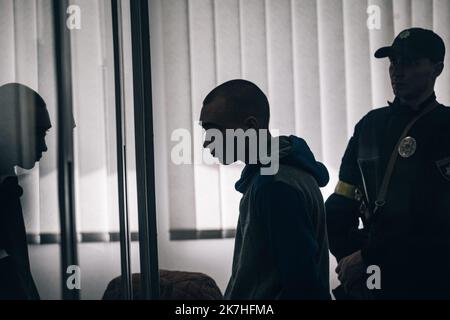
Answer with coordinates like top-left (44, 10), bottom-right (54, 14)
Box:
top-left (3, 0), bottom-right (450, 242)
top-left (149, 0), bottom-right (450, 239)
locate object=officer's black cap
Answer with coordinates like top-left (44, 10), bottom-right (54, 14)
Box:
top-left (375, 28), bottom-right (445, 63)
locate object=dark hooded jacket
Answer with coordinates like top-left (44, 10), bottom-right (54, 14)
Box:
top-left (0, 176), bottom-right (40, 300)
top-left (224, 135), bottom-right (330, 300)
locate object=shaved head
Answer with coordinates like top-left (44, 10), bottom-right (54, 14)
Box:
top-left (0, 83), bottom-right (51, 171)
top-left (202, 79), bottom-right (270, 129)
top-left (200, 80), bottom-right (272, 165)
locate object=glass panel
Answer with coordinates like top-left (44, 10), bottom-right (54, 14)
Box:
top-left (68, 0), bottom-right (138, 300)
top-left (0, 0), bottom-right (142, 300)
top-left (67, 0), bottom-right (140, 300)
top-left (0, 0), bottom-right (61, 300)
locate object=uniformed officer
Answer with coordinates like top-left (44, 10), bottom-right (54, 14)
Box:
top-left (326, 28), bottom-right (450, 299)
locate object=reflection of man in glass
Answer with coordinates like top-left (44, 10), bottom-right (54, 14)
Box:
top-left (0, 83), bottom-right (51, 300)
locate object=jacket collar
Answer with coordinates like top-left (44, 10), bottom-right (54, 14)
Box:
top-left (388, 92), bottom-right (437, 114)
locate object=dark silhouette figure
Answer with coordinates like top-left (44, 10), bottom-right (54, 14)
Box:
top-left (200, 80), bottom-right (331, 299)
top-left (0, 83), bottom-right (51, 300)
top-left (326, 28), bottom-right (450, 299)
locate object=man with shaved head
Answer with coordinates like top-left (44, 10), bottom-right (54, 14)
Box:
top-left (200, 79), bottom-right (331, 299)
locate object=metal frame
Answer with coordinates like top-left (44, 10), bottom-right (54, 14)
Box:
top-left (52, 0), bottom-right (159, 300)
top-left (111, 0), bottom-right (133, 300)
top-left (52, 0), bottom-right (80, 300)
top-left (129, 0), bottom-right (160, 300)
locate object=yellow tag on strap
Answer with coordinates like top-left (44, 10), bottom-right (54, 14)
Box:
top-left (334, 180), bottom-right (361, 201)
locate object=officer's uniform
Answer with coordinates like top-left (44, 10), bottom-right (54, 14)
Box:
top-left (326, 28), bottom-right (450, 299)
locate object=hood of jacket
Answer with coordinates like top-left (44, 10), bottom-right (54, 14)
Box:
top-left (235, 135), bottom-right (329, 193)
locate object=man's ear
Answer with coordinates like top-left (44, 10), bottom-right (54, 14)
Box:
top-left (433, 61), bottom-right (444, 78)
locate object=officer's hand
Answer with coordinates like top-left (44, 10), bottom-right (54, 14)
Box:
top-left (336, 250), bottom-right (366, 292)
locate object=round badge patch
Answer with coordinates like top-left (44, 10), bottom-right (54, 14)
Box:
top-left (398, 136), bottom-right (417, 158)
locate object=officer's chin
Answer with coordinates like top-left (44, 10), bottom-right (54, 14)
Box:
top-left (392, 85), bottom-right (412, 99)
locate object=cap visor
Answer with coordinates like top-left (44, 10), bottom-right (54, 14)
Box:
top-left (374, 46), bottom-right (393, 58)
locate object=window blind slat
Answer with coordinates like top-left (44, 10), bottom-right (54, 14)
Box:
top-left (266, 0), bottom-right (295, 136)
top-left (433, 0), bottom-right (450, 106)
top-left (37, 0), bottom-right (60, 236)
top-left (393, 0), bottom-right (412, 34)
top-left (215, 0), bottom-right (241, 84)
top-left (317, 0), bottom-right (348, 171)
top-left (343, 0), bottom-right (373, 136)
top-left (240, 0), bottom-right (269, 93)
top-left (368, 0), bottom-right (395, 108)
top-left (188, 0), bottom-right (222, 231)
top-left (99, 0), bottom-right (120, 234)
top-left (0, 0), bottom-right (15, 84)
top-left (291, 0), bottom-right (323, 160)
top-left (215, 0), bottom-right (244, 231)
top-left (412, 0), bottom-right (433, 29)
top-left (120, 0), bottom-right (139, 233)
top-left (162, 0), bottom-right (197, 230)
top-left (71, 0), bottom-right (110, 235)
top-left (14, 0), bottom-right (41, 239)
